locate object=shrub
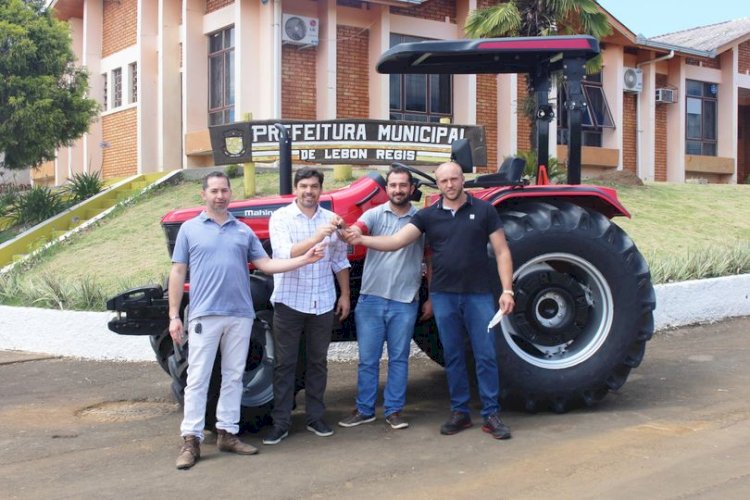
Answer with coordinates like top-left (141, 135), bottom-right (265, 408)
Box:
top-left (9, 185), bottom-right (69, 228)
top-left (0, 184), bottom-right (24, 218)
top-left (225, 164), bottom-right (241, 179)
top-left (66, 171), bottom-right (104, 203)
top-left (514, 150), bottom-right (566, 183)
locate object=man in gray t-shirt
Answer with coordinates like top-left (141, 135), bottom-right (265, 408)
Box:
top-left (338, 166), bottom-right (432, 430)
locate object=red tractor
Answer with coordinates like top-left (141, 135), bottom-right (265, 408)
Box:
top-left (107, 35), bottom-right (655, 429)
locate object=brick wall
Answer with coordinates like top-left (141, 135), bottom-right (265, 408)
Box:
top-left (517, 75), bottom-right (532, 153)
top-left (622, 93), bottom-right (637, 173)
top-left (476, 74), bottom-right (497, 172)
top-left (102, 108), bottom-right (138, 179)
top-left (390, 0), bottom-right (456, 24)
top-left (739, 41), bottom-right (750, 74)
top-left (654, 74), bottom-right (668, 181)
top-left (102, 0), bottom-right (137, 58)
top-left (337, 25), bottom-right (369, 118)
top-left (282, 45), bottom-right (317, 119)
top-left (686, 56), bottom-right (721, 69)
top-left (206, 0), bottom-right (234, 14)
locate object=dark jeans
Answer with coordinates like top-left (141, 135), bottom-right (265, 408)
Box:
top-left (431, 292), bottom-right (500, 418)
top-left (271, 302), bottom-right (334, 429)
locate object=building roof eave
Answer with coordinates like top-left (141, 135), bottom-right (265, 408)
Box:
top-left (635, 36), bottom-right (716, 59)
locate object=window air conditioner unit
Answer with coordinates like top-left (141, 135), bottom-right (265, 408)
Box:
top-left (655, 88), bottom-right (675, 104)
top-left (282, 14), bottom-right (319, 46)
top-left (623, 67), bottom-right (643, 93)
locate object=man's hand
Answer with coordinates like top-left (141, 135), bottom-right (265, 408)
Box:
top-left (419, 297), bottom-right (433, 321)
top-left (342, 226), bottom-right (363, 245)
top-left (499, 293), bottom-right (515, 315)
top-left (302, 244), bottom-right (325, 264)
top-left (315, 215), bottom-right (344, 241)
top-left (335, 295), bottom-right (351, 321)
top-left (169, 318), bottom-right (185, 344)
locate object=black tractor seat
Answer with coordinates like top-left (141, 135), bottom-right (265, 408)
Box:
top-left (464, 156), bottom-right (526, 188)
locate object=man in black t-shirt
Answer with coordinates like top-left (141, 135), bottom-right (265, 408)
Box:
top-left (344, 162), bottom-right (515, 440)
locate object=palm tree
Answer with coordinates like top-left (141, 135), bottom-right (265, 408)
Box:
top-left (465, 0), bottom-right (611, 40)
top-left (465, 1), bottom-right (613, 165)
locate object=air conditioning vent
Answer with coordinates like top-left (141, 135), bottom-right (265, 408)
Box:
top-left (623, 67), bottom-right (643, 93)
top-left (282, 14), bottom-right (319, 46)
top-left (655, 88), bottom-right (675, 104)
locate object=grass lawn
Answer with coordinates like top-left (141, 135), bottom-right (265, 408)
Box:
top-left (2, 170), bottom-right (749, 310)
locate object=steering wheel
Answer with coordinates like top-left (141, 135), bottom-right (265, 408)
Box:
top-left (391, 162), bottom-right (437, 187)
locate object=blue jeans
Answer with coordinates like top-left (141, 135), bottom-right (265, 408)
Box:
top-left (431, 292), bottom-right (500, 418)
top-left (354, 294), bottom-right (418, 417)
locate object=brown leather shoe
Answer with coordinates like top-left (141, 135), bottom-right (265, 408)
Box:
top-left (176, 435), bottom-right (200, 470)
top-left (216, 429), bottom-right (258, 455)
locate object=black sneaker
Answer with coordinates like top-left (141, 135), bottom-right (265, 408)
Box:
top-left (262, 426), bottom-right (289, 445)
top-left (385, 412), bottom-right (409, 430)
top-left (440, 411), bottom-right (472, 435)
top-left (482, 413), bottom-right (512, 440)
top-left (306, 419), bottom-right (334, 437)
top-left (338, 409), bottom-right (376, 428)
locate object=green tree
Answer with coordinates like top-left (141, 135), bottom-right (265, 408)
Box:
top-left (0, 0), bottom-right (98, 170)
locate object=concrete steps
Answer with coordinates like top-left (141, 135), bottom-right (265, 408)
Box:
top-left (0, 171), bottom-right (176, 271)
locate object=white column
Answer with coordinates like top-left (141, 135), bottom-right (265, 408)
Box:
top-left (639, 61), bottom-right (657, 181)
top-left (368, 4), bottom-right (390, 119)
top-left (719, 48), bottom-right (738, 182)
top-left (138, 0), bottom-right (159, 173)
top-left (158, 0), bottom-right (183, 171)
top-left (602, 45), bottom-right (624, 169)
top-left (316, 0), bottom-right (337, 119)
top-left (182, 0), bottom-right (208, 168)
top-left (497, 73), bottom-right (518, 157)
top-left (236, 0), bottom-right (275, 120)
top-left (453, 0), bottom-right (476, 125)
top-left (666, 57), bottom-right (686, 182)
top-left (82, 0), bottom-right (103, 176)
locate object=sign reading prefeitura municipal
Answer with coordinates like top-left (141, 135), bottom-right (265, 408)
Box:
top-left (208, 119), bottom-right (487, 167)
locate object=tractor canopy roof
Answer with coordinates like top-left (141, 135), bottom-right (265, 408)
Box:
top-left (376, 35), bottom-right (599, 75)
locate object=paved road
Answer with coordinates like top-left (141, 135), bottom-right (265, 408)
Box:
top-left (2, 317), bottom-right (749, 499)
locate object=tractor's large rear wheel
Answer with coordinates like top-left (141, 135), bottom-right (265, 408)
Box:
top-left (497, 201), bottom-right (655, 412)
top-left (167, 310), bottom-right (275, 432)
top-left (150, 329), bottom-right (173, 374)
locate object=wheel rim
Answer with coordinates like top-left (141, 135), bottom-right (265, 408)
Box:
top-left (240, 321), bottom-right (275, 407)
top-left (501, 252), bottom-right (614, 369)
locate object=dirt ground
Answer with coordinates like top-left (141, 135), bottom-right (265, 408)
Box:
top-left (2, 317), bottom-right (749, 499)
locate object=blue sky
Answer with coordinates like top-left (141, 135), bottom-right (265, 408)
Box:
top-left (597, 0), bottom-right (748, 38)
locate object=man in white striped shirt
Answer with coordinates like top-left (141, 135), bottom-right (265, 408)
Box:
top-left (263, 167), bottom-right (351, 445)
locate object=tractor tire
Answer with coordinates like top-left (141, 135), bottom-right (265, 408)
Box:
top-left (167, 310), bottom-right (275, 432)
top-left (149, 329), bottom-right (173, 374)
top-left (496, 201), bottom-right (655, 412)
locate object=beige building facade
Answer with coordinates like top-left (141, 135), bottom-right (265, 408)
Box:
top-left (34, 0), bottom-right (750, 185)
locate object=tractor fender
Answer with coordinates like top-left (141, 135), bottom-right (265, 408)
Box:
top-left (487, 185), bottom-right (631, 219)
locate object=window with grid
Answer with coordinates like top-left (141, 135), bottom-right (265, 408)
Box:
top-left (685, 80), bottom-right (717, 156)
top-left (112, 68), bottom-right (122, 108)
top-left (389, 34), bottom-right (452, 123)
top-left (208, 26), bottom-right (235, 126)
top-left (129, 62), bottom-right (138, 103)
top-left (102, 73), bottom-right (108, 111)
top-left (556, 72), bottom-right (614, 147)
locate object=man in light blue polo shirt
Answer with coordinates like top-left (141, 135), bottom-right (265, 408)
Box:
top-left (338, 166), bottom-right (431, 430)
top-left (168, 171), bottom-right (322, 470)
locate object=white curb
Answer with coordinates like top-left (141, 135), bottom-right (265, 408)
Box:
top-left (1, 273), bottom-right (749, 362)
